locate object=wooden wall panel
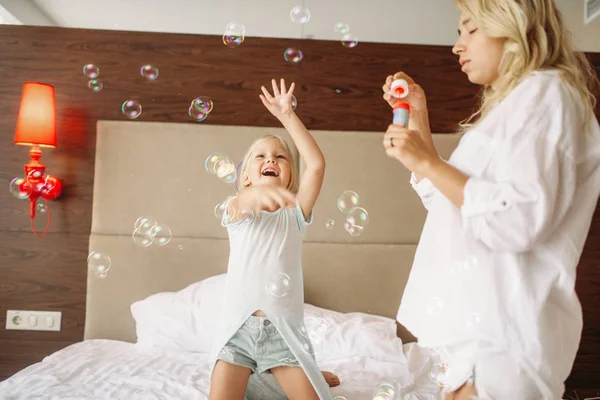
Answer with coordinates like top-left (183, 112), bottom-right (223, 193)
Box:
top-left (0, 25), bottom-right (598, 396)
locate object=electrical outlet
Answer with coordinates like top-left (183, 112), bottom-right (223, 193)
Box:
top-left (5, 310), bottom-right (62, 331)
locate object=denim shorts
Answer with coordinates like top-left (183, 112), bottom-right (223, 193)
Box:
top-left (217, 316), bottom-right (301, 374)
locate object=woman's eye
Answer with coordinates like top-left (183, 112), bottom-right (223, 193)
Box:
top-left (469, 28), bottom-right (478, 34)
top-left (277, 155), bottom-right (286, 159)
top-left (255, 154), bottom-right (264, 159)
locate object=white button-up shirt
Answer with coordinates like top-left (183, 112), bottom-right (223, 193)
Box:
top-left (397, 70), bottom-right (600, 398)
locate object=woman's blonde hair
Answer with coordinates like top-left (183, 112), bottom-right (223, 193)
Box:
top-left (456, 0), bottom-right (599, 132)
top-left (238, 135), bottom-right (300, 193)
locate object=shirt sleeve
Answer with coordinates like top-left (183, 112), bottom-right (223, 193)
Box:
top-left (460, 81), bottom-right (579, 253)
top-left (410, 172), bottom-right (437, 211)
top-left (295, 198), bottom-right (313, 231)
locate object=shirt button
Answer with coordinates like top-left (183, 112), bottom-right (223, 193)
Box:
top-left (264, 320), bottom-right (270, 326)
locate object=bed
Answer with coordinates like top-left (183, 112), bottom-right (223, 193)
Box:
top-left (0, 121), bottom-right (461, 399)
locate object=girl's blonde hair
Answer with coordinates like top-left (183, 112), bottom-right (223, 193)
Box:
top-left (238, 135), bottom-right (300, 193)
top-left (456, 0), bottom-right (599, 132)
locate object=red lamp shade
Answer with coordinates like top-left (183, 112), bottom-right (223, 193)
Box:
top-left (14, 82), bottom-right (57, 148)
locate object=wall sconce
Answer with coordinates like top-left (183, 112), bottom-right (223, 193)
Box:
top-left (11, 82), bottom-right (63, 237)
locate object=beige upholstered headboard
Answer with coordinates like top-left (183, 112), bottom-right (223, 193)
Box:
top-left (85, 120), bottom-right (460, 344)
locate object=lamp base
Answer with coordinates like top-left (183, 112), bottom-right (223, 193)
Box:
top-left (20, 145), bottom-right (63, 220)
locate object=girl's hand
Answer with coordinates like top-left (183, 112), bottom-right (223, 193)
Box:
top-left (260, 78), bottom-right (296, 120)
top-left (383, 124), bottom-right (440, 175)
top-left (382, 72), bottom-right (428, 113)
top-left (239, 185), bottom-right (296, 215)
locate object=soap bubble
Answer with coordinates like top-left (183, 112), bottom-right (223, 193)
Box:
top-left (344, 207), bottom-right (369, 236)
top-left (87, 79), bottom-right (103, 92)
top-left (151, 224), bottom-right (172, 246)
top-left (192, 96), bottom-right (213, 114)
top-left (301, 340), bottom-right (315, 355)
top-left (140, 64), bottom-right (159, 80)
top-left (337, 190), bottom-right (359, 213)
top-left (301, 316), bottom-right (328, 344)
top-left (428, 363), bottom-right (450, 388)
top-left (223, 31), bottom-right (244, 48)
top-left (36, 201), bottom-right (47, 213)
top-left (83, 64), bottom-right (99, 79)
top-left (189, 106), bottom-right (208, 122)
top-left (87, 251), bottom-right (112, 278)
top-left (135, 216), bottom-right (157, 237)
top-left (9, 177), bottom-right (31, 200)
top-left (226, 21), bottom-right (245, 36)
top-left (425, 297), bottom-right (445, 318)
top-left (373, 383), bottom-right (397, 400)
top-left (325, 219), bottom-right (335, 229)
top-left (341, 34), bottom-right (359, 48)
top-left (266, 272), bottom-right (291, 298)
top-left (215, 159), bottom-right (237, 184)
top-left (290, 6), bottom-right (310, 24)
top-left (291, 95), bottom-right (297, 110)
top-left (133, 228), bottom-right (153, 247)
top-left (122, 100), bottom-right (142, 119)
top-left (334, 22), bottom-right (350, 34)
top-left (284, 48), bottom-right (303, 64)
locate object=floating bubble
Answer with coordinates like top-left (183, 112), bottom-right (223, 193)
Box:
top-left (465, 312), bottom-right (481, 331)
top-left (373, 383), bottom-right (397, 400)
top-left (87, 251), bottom-right (112, 278)
top-left (189, 105), bottom-right (208, 122)
top-left (425, 297), bottom-right (445, 318)
top-left (140, 64), bottom-right (159, 80)
top-left (9, 177), bottom-right (31, 200)
top-left (284, 48), bottom-right (303, 64)
top-left (192, 96), bottom-right (213, 113)
top-left (135, 216), bottom-right (157, 237)
top-left (178, 245), bottom-right (184, 250)
top-left (132, 228), bottom-right (154, 247)
top-left (266, 272), bottom-right (291, 298)
top-left (83, 64), bottom-right (99, 79)
top-left (334, 22), bottom-right (350, 34)
top-left (325, 219), bottom-right (335, 229)
top-left (301, 341), bottom-right (315, 355)
top-left (337, 190), bottom-right (359, 213)
top-left (36, 201), bottom-right (47, 213)
top-left (333, 397), bottom-right (348, 400)
top-left (226, 21), bottom-right (245, 36)
top-left (291, 95), bottom-right (297, 111)
top-left (341, 34), bottom-right (359, 48)
top-left (290, 6), bottom-right (310, 24)
top-left (122, 100), bottom-right (142, 119)
top-left (216, 159), bottom-right (237, 184)
top-left (151, 224), bottom-right (172, 246)
top-left (214, 196), bottom-right (235, 221)
top-left (428, 363), bottom-right (450, 388)
top-left (205, 153), bottom-right (230, 175)
top-left (223, 32), bottom-right (244, 48)
top-left (301, 316), bottom-right (328, 344)
top-left (87, 79), bottom-right (103, 92)
top-left (344, 207), bottom-right (369, 236)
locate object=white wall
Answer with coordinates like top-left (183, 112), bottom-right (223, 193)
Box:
top-left (1, 0), bottom-right (598, 52)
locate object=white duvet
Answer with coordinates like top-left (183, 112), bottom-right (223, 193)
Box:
top-left (0, 340), bottom-right (442, 399)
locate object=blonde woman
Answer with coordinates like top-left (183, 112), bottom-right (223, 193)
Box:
top-left (382, 1), bottom-right (600, 399)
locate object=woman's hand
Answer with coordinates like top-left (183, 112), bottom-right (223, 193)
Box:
top-left (383, 124), bottom-right (440, 175)
top-left (260, 78), bottom-right (296, 120)
top-left (382, 72), bottom-right (428, 113)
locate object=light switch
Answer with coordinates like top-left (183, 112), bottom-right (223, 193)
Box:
top-left (5, 310), bottom-right (61, 331)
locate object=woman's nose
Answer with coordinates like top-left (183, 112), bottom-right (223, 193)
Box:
top-left (452, 39), bottom-right (465, 55)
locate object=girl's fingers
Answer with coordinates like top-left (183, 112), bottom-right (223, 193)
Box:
top-left (288, 82), bottom-right (295, 95)
top-left (272, 79), bottom-right (280, 96)
top-left (259, 95), bottom-right (271, 109)
top-left (261, 86), bottom-right (274, 101)
top-left (280, 78), bottom-right (287, 94)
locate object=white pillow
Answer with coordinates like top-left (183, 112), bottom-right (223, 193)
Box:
top-left (303, 304), bottom-right (407, 363)
top-left (131, 274), bottom-right (406, 363)
top-left (130, 273), bottom-right (227, 353)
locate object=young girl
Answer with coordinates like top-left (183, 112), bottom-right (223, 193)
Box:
top-left (209, 79), bottom-right (335, 400)
top-left (382, 1), bottom-right (600, 399)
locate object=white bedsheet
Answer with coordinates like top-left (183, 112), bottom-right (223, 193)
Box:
top-left (0, 340), bottom-right (442, 400)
